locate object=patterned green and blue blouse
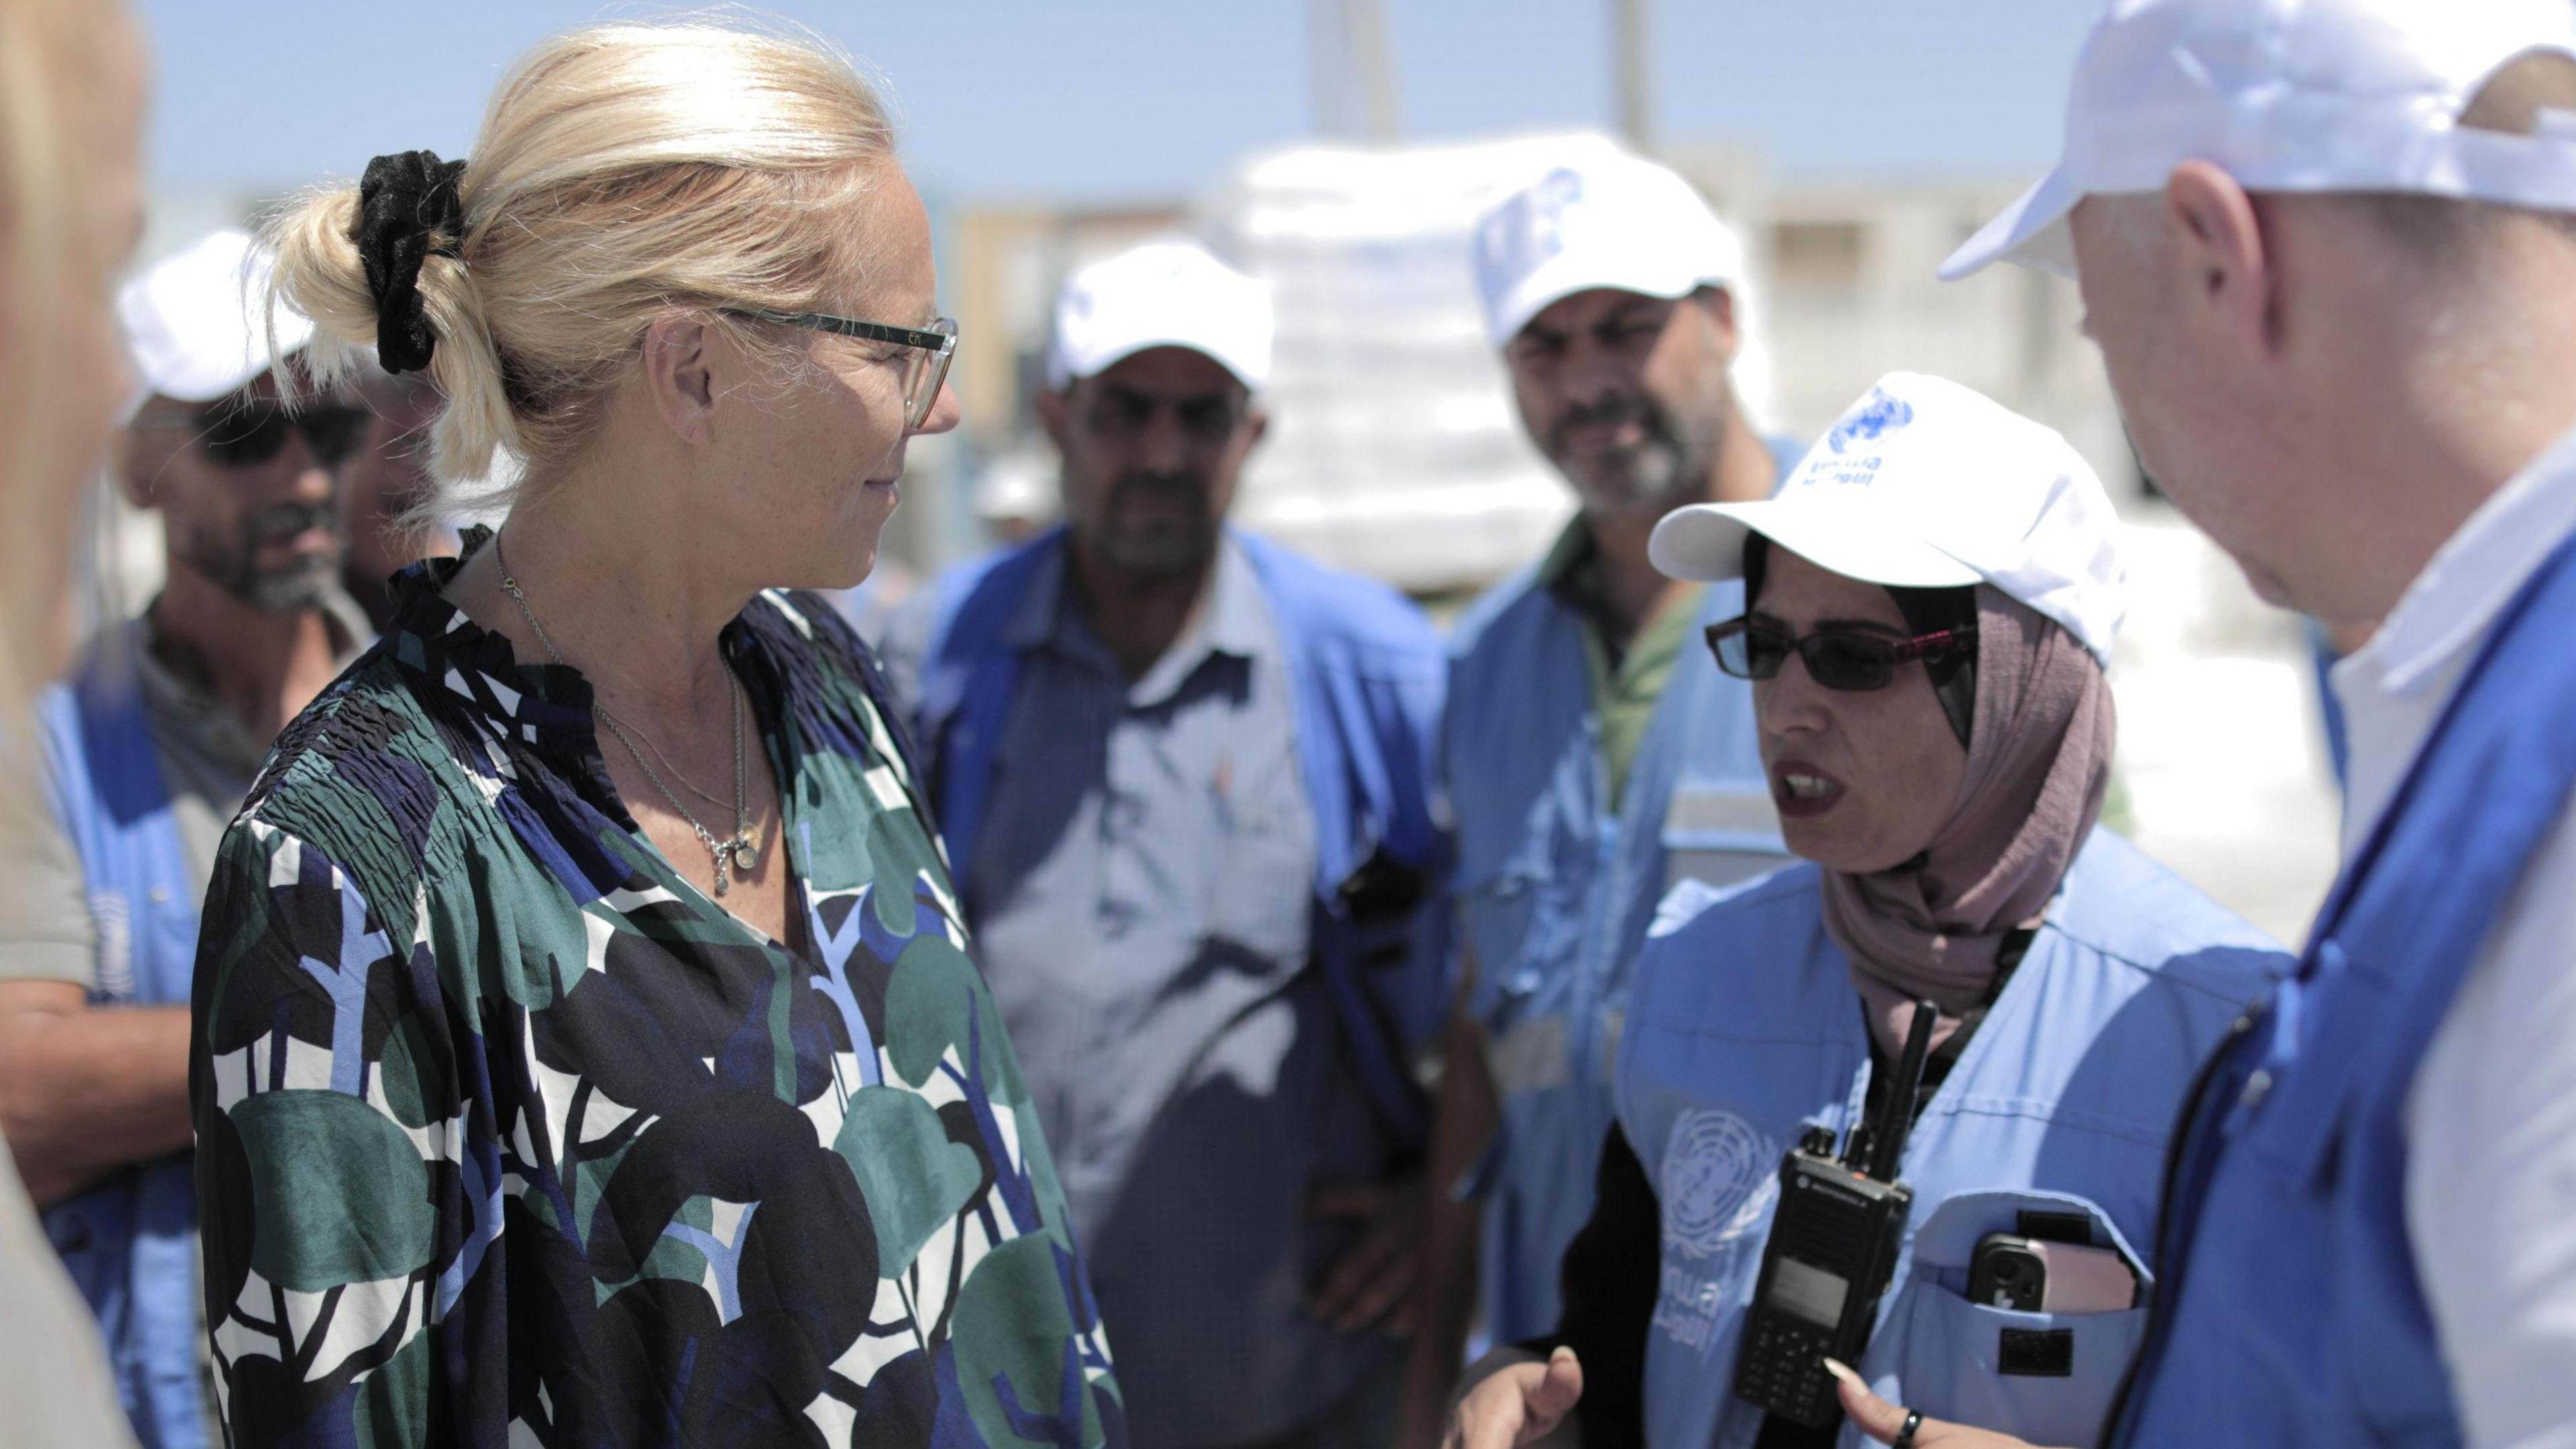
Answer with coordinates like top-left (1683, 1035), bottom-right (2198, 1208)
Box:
top-left (189, 535), bottom-right (1122, 1448)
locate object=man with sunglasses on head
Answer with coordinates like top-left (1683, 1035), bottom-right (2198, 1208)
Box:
top-left (0, 229), bottom-right (370, 1449)
top-left (888, 238), bottom-right (1448, 1449)
top-left (1401, 146), bottom-right (1805, 1434)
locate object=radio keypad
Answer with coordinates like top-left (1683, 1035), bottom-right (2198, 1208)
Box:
top-left (1739, 1318), bottom-right (1835, 1419)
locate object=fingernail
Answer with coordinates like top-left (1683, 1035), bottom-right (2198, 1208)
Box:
top-left (1550, 1345), bottom-right (1576, 1364)
top-left (1820, 1357), bottom-right (1860, 1387)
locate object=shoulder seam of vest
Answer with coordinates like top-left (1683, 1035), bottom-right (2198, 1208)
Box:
top-left (2031, 916), bottom-right (2277, 1010)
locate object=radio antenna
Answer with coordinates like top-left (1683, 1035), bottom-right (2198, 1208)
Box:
top-left (1866, 1000), bottom-right (1939, 1182)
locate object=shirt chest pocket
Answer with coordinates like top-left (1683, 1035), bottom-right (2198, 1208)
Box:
top-left (1882, 1189), bottom-right (2152, 1449)
top-left (1198, 757), bottom-right (1318, 965)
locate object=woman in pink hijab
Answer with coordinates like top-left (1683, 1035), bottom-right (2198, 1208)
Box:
top-left (1444, 374), bottom-right (2288, 1449)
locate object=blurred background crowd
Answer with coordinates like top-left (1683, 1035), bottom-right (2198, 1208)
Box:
top-left (116, 0), bottom-right (2343, 944)
top-left (0, 3), bottom-right (2387, 1447)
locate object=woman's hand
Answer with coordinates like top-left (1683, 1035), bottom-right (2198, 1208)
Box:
top-left (1824, 1358), bottom-right (2063, 1449)
top-left (1443, 1346), bottom-right (1584, 1449)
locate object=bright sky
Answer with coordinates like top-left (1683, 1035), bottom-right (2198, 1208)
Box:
top-left (133, 1), bottom-right (2098, 203)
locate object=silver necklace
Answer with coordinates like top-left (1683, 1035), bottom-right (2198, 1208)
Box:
top-left (602, 704), bottom-right (739, 812)
top-left (492, 531), bottom-right (763, 896)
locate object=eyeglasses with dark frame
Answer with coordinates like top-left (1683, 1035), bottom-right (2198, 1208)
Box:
top-left (1705, 614), bottom-right (1977, 692)
top-left (731, 307), bottom-right (957, 431)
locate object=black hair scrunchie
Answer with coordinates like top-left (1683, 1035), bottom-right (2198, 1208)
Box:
top-left (354, 149), bottom-right (468, 374)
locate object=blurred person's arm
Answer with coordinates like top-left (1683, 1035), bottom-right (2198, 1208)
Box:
top-left (1307, 914), bottom-right (1460, 1343)
top-left (0, 982), bottom-right (189, 1207)
top-left (0, 793), bottom-right (189, 1208)
top-left (1397, 987), bottom-right (1499, 1448)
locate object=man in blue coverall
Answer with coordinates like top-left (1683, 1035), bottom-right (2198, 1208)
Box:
top-left (888, 238), bottom-right (1449, 1449)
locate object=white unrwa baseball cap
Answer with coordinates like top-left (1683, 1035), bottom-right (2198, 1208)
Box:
top-left (1650, 372), bottom-right (2127, 665)
top-left (1472, 148), bottom-right (1748, 348)
top-left (117, 229), bottom-right (313, 409)
top-left (1943, 0), bottom-right (2576, 281)
top-left (1044, 237), bottom-right (1274, 392)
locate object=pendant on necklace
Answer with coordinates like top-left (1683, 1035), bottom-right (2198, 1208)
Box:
top-left (730, 834), bottom-right (761, 874)
top-left (712, 847), bottom-right (733, 897)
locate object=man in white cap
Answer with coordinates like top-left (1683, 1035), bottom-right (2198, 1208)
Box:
top-left (891, 237), bottom-right (1449, 1448)
top-left (1819, 3), bottom-right (2576, 1446)
top-left (1405, 148), bottom-right (1799, 1423)
top-left (0, 228), bottom-right (372, 1449)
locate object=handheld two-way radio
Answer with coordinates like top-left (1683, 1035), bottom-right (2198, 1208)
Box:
top-left (1731, 999), bottom-right (1940, 1429)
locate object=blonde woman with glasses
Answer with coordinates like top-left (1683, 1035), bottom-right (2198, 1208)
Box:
top-left (0, 0), bottom-right (148, 1445)
top-left (197, 22), bottom-right (1120, 1446)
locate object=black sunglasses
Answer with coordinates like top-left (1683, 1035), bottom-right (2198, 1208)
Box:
top-left (1705, 615), bottom-right (1977, 692)
top-left (729, 307), bottom-right (958, 431)
top-left (165, 400), bottom-right (374, 470)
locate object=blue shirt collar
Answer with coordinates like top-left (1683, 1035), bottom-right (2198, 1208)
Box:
top-left (1006, 531), bottom-right (1275, 702)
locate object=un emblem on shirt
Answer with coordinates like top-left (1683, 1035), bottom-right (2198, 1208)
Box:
top-left (1660, 1107), bottom-right (1778, 1259)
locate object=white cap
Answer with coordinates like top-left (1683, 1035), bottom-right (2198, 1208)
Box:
top-left (1044, 237), bottom-right (1274, 392)
top-left (1472, 149), bottom-right (1748, 347)
top-left (117, 229), bottom-right (313, 407)
top-left (1650, 372), bottom-right (2127, 665)
top-left (1943, 0), bottom-right (2576, 280)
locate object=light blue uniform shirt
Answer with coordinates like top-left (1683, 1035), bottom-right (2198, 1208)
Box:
top-left (1619, 830), bottom-right (2283, 1448)
top-left (962, 539), bottom-right (1396, 1448)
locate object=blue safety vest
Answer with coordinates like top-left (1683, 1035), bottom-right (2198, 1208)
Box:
top-left (1619, 829), bottom-right (2282, 1448)
top-left (33, 651), bottom-right (209, 1449)
top-left (910, 527), bottom-right (1450, 1146)
top-left (2108, 531), bottom-right (2576, 1448)
top-left (1447, 543), bottom-right (1790, 1342)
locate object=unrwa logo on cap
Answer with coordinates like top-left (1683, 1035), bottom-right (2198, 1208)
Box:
top-left (1511, 167), bottom-right (1585, 268)
top-left (1828, 388), bottom-right (1915, 455)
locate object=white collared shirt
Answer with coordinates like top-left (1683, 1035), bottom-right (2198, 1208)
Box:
top-left (2331, 423), bottom-right (2576, 1449)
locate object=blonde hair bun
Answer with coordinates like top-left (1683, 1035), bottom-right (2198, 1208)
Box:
top-left (264, 21), bottom-right (896, 505)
